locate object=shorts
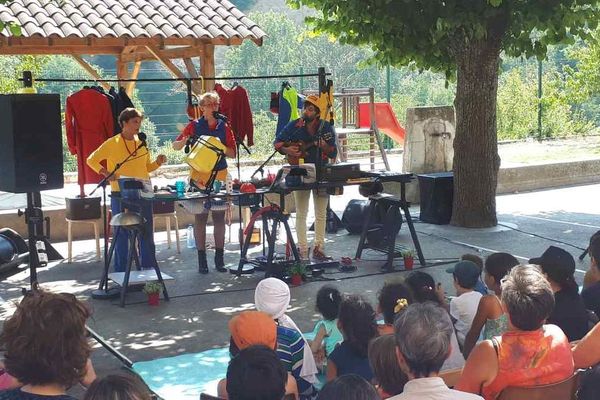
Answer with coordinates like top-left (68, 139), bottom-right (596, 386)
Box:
top-left (179, 198), bottom-right (229, 214)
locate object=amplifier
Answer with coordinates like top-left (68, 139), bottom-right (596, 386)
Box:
top-left (321, 163), bottom-right (362, 181)
top-left (65, 197), bottom-right (101, 220)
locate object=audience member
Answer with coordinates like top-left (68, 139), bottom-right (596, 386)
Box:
top-left (368, 334), bottom-right (407, 399)
top-left (463, 253), bottom-right (519, 358)
top-left (83, 374), bottom-right (152, 400)
top-left (221, 311), bottom-right (299, 400)
top-left (404, 271), bottom-right (465, 371)
top-left (530, 246), bottom-right (589, 341)
top-left (460, 254), bottom-right (488, 296)
top-left (254, 279), bottom-right (317, 397)
top-left (391, 302), bottom-right (483, 400)
top-left (575, 364), bottom-right (600, 400)
top-left (376, 280), bottom-right (414, 335)
top-left (316, 374), bottom-right (379, 400)
top-left (0, 290), bottom-right (91, 400)
top-left (581, 236), bottom-right (600, 320)
top-left (309, 285), bottom-right (343, 366)
top-left (572, 321), bottom-right (600, 368)
top-left (582, 230), bottom-right (600, 289)
top-left (226, 345), bottom-right (287, 400)
top-left (327, 295), bottom-right (377, 382)
top-left (447, 261), bottom-right (484, 347)
top-left (456, 265), bottom-right (574, 400)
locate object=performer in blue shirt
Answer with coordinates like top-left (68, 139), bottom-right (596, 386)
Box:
top-left (274, 95), bottom-right (337, 261)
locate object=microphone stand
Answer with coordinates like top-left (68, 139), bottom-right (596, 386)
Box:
top-left (91, 139), bottom-right (147, 299)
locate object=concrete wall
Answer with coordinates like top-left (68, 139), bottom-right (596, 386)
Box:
top-left (384, 158), bottom-right (600, 204)
top-left (402, 106), bottom-right (456, 202)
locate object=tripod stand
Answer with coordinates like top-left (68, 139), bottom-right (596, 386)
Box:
top-left (18, 192), bottom-right (63, 287)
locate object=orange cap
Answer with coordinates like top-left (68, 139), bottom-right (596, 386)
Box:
top-left (228, 311), bottom-right (277, 350)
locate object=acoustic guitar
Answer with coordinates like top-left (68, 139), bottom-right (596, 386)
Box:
top-left (283, 132), bottom-right (333, 165)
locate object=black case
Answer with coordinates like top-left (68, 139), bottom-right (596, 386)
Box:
top-left (65, 197), bottom-right (101, 220)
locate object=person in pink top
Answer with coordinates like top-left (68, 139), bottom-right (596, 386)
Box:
top-left (456, 265), bottom-right (574, 400)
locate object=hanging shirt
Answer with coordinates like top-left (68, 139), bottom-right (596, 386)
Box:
top-left (276, 86), bottom-right (304, 136)
top-left (214, 83), bottom-right (254, 146)
top-left (86, 134), bottom-right (159, 192)
top-left (65, 88), bottom-right (114, 186)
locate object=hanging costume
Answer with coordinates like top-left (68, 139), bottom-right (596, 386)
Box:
top-left (214, 83), bottom-right (254, 146)
top-left (65, 88), bottom-right (114, 186)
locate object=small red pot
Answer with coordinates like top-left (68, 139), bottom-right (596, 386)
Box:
top-left (290, 274), bottom-right (303, 286)
top-left (148, 292), bottom-right (160, 306)
top-left (404, 257), bottom-right (414, 270)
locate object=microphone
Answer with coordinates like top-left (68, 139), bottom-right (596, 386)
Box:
top-left (138, 132), bottom-right (147, 148)
top-left (212, 111), bottom-right (228, 122)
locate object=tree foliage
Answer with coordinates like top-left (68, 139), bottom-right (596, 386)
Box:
top-left (288, 0), bottom-right (599, 79)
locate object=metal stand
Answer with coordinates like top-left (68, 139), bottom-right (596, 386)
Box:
top-left (18, 192), bottom-right (63, 288)
top-left (236, 204), bottom-right (300, 277)
top-left (356, 193), bottom-right (425, 270)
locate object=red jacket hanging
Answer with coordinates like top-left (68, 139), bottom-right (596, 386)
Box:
top-left (65, 89), bottom-right (114, 185)
top-left (214, 83), bottom-right (254, 146)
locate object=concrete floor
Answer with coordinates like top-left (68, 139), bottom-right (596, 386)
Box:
top-left (0, 182), bottom-right (598, 397)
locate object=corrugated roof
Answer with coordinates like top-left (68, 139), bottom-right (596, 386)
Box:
top-left (0, 0), bottom-right (265, 44)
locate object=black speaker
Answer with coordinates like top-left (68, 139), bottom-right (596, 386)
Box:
top-left (418, 172), bottom-right (454, 225)
top-left (0, 94), bottom-right (63, 193)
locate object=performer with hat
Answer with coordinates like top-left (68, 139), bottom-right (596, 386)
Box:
top-left (274, 95), bottom-right (337, 261)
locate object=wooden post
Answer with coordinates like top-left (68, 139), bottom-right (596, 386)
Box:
top-left (126, 61), bottom-right (142, 96)
top-left (201, 44), bottom-right (215, 91)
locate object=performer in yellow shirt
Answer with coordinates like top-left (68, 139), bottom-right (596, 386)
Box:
top-left (87, 108), bottom-right (166, 272)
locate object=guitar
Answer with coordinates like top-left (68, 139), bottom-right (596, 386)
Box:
top-left (283, 131), bottom-right (334, 165)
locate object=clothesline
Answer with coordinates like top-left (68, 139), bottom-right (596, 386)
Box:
top-left (20, 71), bottom-right (331, 83)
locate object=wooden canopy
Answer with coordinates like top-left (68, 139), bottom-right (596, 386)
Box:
top-left (0, 0), bottom-right (266, 94)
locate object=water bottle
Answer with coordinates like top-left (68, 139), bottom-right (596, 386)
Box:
top-left (226, 172), bottom-right (233, 194)
top-left (36, 240), bottom-right (48, 267)
top-left (186, 225), bottom-right (195, 248)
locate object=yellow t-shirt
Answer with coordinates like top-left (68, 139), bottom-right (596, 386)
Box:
top-left (87, 134), bottom-right (159, 192)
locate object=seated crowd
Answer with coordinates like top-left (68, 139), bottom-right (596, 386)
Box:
top-left (3, 239), bottom-right (600, 400)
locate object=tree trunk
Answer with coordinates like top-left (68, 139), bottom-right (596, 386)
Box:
top-left (451, 41), bottom-right (502, 228)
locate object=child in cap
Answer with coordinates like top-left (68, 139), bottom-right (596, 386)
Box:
top-left (460, 253), bottom-right (488, 296)
top-left (530, 245), bottom-right (589, 341)
top-left (448, 260), bottom-right (483, 347)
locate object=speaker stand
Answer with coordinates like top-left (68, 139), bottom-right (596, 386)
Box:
top-left (18, 192), bottom-right (63, 288)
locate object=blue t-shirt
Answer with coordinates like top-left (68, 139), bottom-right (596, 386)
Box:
top-left (0, 389), bottom-right (76, 400)
top-left (274, 119), bottom-right (337, 166)
top-left (328, 341), bottom-right (373, 382)
top-left (311, 319), bottom-right (343, 356)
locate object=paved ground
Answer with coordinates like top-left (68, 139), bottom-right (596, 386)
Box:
top-left (0, 182), bottom-right (599, 398)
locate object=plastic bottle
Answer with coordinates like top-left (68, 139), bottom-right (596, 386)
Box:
top-left (36, 240), bottom-right (48, 267)
top-left (186, 225), bottom-right (195, 249)
top-left (226, 172), bottom-right (233, 194)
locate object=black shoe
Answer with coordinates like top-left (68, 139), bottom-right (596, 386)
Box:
top-left (198, 250), bottom-right (208, 274)
top-left (215, 248), bottom-right (227, 273)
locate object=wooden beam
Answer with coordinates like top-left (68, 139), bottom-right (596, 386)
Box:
top-left (71, 55), bottom-right (111, 91)
top-left (126, 61), bottom-right (142, 97)
top-left (201, 44), bottom-right (215, 91)
top-left (183, 57), bottom-right (203, 94)
top-left (145, 45), bottom-right (186, 80)
top-left (120, 45), bottom-right (204, 63)
top-left (116, 54), bottom-right (129, 82)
